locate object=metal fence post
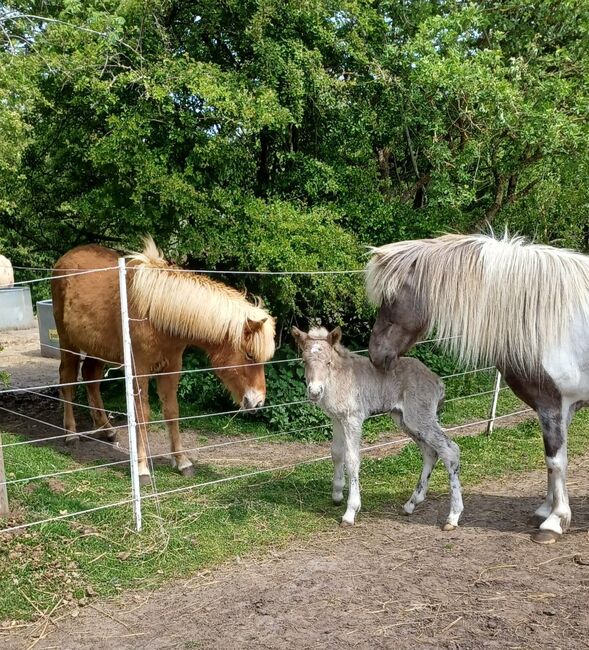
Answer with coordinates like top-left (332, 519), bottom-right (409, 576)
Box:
top-left (0, 432), bottom-right (9, 518)
top-left (118, 257), bottom-right (142, 532)
top-left (486, 369), bottom-right (502, 436)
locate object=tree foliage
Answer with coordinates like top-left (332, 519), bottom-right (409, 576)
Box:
top-left (1, 0), bottom-right (588, 333)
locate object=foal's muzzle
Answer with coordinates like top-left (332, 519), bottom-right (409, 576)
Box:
top-left (307, 383), bottom-right (324, 402)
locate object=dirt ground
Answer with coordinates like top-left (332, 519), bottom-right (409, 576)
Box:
top-left (0, 326), bottom-right (60, 390)
top-left (2, 457), bottom-right (589, 650)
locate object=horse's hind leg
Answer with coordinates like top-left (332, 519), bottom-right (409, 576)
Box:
top-left (59, 348), bottom-right (81, 446)
top-left (81, 357), bottom-right (116, 441)
top-left (405, 416), bottom-right (463, 530)
top-left (403, 441), bottom-right (438, 515)
top-left (330, 420), bottom-right (345, 505)
top-left (156, 364), bottom-right (193, 477)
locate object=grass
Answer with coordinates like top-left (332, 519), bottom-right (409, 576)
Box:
top-left (2, 402), bottom-right (589, 623)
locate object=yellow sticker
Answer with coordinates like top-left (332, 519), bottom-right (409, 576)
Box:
top-left (48, 328), bottom-right (59, 341)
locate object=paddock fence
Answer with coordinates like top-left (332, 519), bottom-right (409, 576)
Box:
top-left (0, 260), bottom-right (534, 534)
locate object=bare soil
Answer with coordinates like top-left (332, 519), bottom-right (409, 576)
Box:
top-left (0, 326), bottom-right (60, 390)
top-left (2, 457), bottom-right (588, 650)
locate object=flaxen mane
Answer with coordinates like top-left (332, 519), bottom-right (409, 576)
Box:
top-left (366, 233), bottom-right (589, 374)
top-left (128, 237), bottom-right (275, 360)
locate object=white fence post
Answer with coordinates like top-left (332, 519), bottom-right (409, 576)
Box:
top-left (486, 369), bottom-right (502, 436)
top-left (0, 432), bottom-right (9, 518)
top-left (118, 257), bottom-right (142, 532)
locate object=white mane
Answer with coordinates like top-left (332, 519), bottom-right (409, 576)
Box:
top-left (366, 233), bottom-right (589, 374)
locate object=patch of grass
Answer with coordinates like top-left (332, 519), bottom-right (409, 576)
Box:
top-left (2, 409), bottom-right (589, 622)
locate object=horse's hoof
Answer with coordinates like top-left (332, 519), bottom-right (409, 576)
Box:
top-left (340, 519), bottom-right (354, 528)
top-left (442, 523), bottom-right (457, 532)
top-left (332, 498), bottom-right (343, 506)
top-left (138, 474), bottom-right (151, 487)
top-left (180, 465), bottom-right (195, 478)
top-left (65, 435), bottom-right (80, 448)
top-left (103, 429), bottom-right (117, 442)
top-left (527, 514), bottom-right (545, 528)
top-left (532, 530), bottom-right (560, 545)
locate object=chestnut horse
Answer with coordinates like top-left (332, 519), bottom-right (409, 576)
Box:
top-left (51, 237), bottom-right (275, 484)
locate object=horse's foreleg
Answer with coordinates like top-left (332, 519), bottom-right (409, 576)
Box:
top-left (341, 419), bottom-right (363, 526)
top-left (82, 358), bottom-right (116, 441)
top-left (59, 349), bottom-right (81, 446)
top-left (403, 441), bottom-right (437, 515)
top-left (529, 471), bottom-right (555, 528)
top-left (133, 376), bottom-right (151, 486)
top-left (534, 408), bottom-right (571, 544)
top-left (156, 367), bottom-right (193, 477)
top-left (330, 420), bottom-right (345, 505)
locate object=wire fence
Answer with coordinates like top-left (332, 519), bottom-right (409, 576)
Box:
top-left (0, 261), bottom-right (534, 534)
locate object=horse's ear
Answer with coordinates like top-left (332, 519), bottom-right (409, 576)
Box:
top-left (327, 326), bottom-right (342, 347)
top-left (245, 317), bottom-right (267, 334)
top-left (291, 327), bottom-right (307, 347)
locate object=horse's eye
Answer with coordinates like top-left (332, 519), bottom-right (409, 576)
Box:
top-left (245, 353), bottom-right (254, 361)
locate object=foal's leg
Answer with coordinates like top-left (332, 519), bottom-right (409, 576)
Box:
top-left (533, 406), bottom-right (571, 544)
top-left (341, 418), bottom-right (363, 526)
top-left (330, 420), bottom-right (346, 505)
top-left (404, 414), bottom-right (463, 530)
top-left (81, 358), bottom-right (116, 441)
top-left (59, 348), bottom-right (81, 445)
top-left (403, 441), bottom-right (438, 515)
top-left (156, 365), bottom-right (194, 477)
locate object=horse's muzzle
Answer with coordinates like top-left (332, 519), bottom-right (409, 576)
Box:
top-left (242, 391), bottom-right (265, 410)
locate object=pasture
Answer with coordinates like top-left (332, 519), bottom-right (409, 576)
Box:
top-left (1, 320), bottom-right (589, 649)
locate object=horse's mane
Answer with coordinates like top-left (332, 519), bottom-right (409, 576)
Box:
top-left (127, 237), bottom-right (275, 361)
top-left (366, 233), bottom-right (589, 374)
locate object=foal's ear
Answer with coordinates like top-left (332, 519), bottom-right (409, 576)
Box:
top-left (327, 326), bottom-right (342, 347)
top-left (245, 317), bottom-right (267, 334)
top-left (291, 326), bottom-right (307, 347)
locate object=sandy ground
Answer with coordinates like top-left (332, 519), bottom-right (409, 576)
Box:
top-left (2, 457), bottom-right (589, 650)
top-left (0, 326), bottom-right (60, 390)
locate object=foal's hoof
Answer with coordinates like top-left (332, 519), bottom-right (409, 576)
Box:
top-left (180, 465), bottom-right (195, 478)
top-left (138, 474), bottom-right (151, 487)
top-left (532, 530), bottom-right (560, 545)
top-left (442, 523), bottom-right (457, 532)
top-left (527, 514), bottom-right (545, 528)
top-left (340, 519), bottom-right (355, 528)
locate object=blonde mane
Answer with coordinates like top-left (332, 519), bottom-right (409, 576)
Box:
top-left (127, 237), bottom-right (275, 361)
top-left (366, 233), bottom-right (589, 374)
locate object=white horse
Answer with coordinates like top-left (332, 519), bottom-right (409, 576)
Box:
top-left (0, 254), bottom-right (14, 288)
top-left (292, 326), bottom-right (463, 529)
top-left (367, 232), bottom-right (589, 544)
